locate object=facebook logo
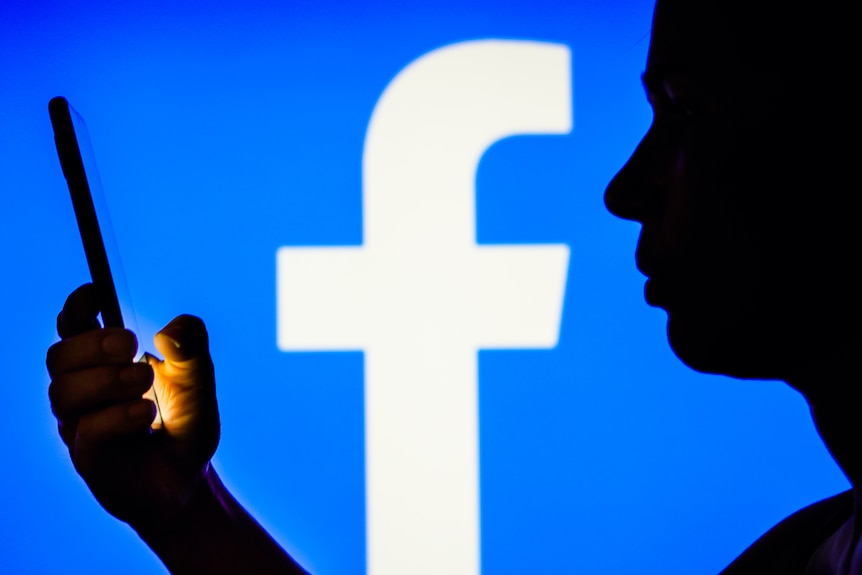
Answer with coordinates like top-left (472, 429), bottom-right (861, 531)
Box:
top-left (277, 40), bottom-right (571, 575)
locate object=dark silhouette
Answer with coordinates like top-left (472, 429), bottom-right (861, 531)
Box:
top-left (46, 1), bottom-right (862, 573)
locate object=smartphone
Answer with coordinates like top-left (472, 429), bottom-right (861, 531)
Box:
top-left (50, 96), bottom-right (164, 425)
top-left (49, 96), bottom-right (126, 329)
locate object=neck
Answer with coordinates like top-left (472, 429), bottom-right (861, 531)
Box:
top-left (786, 342), bottom-right (862, 574)
top-left (787, 341), bottom-right (862, 489)
top-left (809, 399), bottom-right (862, 490)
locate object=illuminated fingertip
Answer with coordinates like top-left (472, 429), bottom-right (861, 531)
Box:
top-left (161, 333), bottom-right (182, 349)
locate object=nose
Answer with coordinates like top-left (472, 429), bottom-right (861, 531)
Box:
top-left (604, 132), bottom-right (656, 224)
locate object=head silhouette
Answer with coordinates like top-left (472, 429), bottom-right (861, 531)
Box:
top-left (604, 0), bottom-right (860, 392)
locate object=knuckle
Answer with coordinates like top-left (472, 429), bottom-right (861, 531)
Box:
top-left (45, 342), bottom-right (63, 375)
top-left (47, 377), bottom-right (64, 410)
top-left (74, 416), bottom-right (92, 442)
top-left (57, 421), bottom-right (76, 448)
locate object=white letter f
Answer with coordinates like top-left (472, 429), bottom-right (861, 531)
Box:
top-left (277, 40), bottom-right (572, 575)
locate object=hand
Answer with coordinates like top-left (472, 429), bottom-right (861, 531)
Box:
top-left (47, 284), bottom-right (220, 533)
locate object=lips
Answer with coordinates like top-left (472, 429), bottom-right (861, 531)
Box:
top-left (637, 240), bottom-right (678, 308)
top-left (644, 276), bottom-right (671, 308)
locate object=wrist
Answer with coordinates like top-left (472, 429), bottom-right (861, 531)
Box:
top-left (131, 464), bottom-right (308, 575)
top-left (131, 463), bottom-right (220, 550)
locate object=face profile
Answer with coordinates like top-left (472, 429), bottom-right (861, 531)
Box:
top-left (606, 8), bottom-right (862, 566)
top-left (605, 0), bottom-right (862, 390)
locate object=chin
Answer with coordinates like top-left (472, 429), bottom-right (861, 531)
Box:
top-left (664, 308), bottom-right (787, 381)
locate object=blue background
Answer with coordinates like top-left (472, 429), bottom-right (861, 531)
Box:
top-left (0, 0), bottom-right (848, 573)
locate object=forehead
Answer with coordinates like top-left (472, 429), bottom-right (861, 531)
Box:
top-left (647, 0), bottom-right (737, 80)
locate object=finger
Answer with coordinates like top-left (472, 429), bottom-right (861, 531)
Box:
top-left (49, 363), bottom-right (154, 422)
top-left (75, 399), bottom-right (157, 448)
top-left (153, 315), bottom-right (213, 385)
top-left (57, 283), bottom-right (102, 339)
top-left (46, 328), bottom-right (138, 379)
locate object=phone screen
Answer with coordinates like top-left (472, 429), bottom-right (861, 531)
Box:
top-left (49, 97), bottom-right (139, 336)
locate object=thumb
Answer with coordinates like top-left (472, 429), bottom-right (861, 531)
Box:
top-left (153, 314), bottom-right (213, 379)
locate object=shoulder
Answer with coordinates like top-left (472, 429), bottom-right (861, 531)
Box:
top-left (720, 490), bottom-right (853, 575)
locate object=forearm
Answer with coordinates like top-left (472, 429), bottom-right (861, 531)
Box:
top-left (136, 465), bottom-right (308, 575)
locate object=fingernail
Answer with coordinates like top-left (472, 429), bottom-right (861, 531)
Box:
top-left (127, 401), bottom-right (156, 421)
top-left (161, 332), bottom-right (182, 349)
top-left (103, 332), bottom-right (132, 357)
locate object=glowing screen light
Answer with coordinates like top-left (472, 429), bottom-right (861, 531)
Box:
top-left (0, 1), bottom-right (849, 574)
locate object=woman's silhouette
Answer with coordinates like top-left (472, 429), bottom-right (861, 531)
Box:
top-left (605, 1), bottom-right (862, 573)
top-left (46, 1), bottom-right (862, 573)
